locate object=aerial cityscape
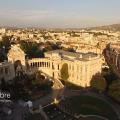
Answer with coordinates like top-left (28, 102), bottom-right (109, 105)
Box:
top-left (0, 0), bottom-right (120, 120)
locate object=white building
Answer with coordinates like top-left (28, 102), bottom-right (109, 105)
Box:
top-left (28, 50), bottom-right (102, 87)
top-left (0, 28), bottom-right (6, 34)
top-left (0, 45), bottom-right (102, 87)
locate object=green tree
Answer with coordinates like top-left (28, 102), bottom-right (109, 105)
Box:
top-left (0, 35), bottom-right (11, 62)
top-left (31, 71), bottom-right (53, 90)
top-left (20, 41), bottom-right (44, 58)
top-left (1, 35), bottom-right (11, 52)
top-left (35, 71), bottom-right (45, 85)
top-left (102, 67), bottom-right (118, 91)
top-left (108, 80), bottom-right (120, 102)
top-left (31, 71), bottom-right (46, 86)
top-left (90, 73), bottom-right (107, 92)
top-left (60, 63), bottom-right (69, 81)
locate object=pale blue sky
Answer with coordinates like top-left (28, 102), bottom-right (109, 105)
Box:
top-left (0, 0), bottom-right (120, 28)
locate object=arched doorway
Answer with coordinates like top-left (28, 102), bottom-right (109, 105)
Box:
top-left (14, 60), bottom-right (23, 77)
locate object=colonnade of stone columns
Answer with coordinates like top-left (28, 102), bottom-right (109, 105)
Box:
top-left (30, 61), bottom-right (50, 68)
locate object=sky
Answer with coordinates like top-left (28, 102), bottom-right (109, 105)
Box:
top-left (0, 0), bottom-right (120, 28)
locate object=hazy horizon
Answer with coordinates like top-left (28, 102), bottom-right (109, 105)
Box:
top-left (0, 0), bottom-right (120, 28)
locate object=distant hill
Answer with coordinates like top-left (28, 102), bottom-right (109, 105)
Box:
top-left (88, 24), bottom-right (120, 31)
top-left (0, 23), bottom-right (120, 31)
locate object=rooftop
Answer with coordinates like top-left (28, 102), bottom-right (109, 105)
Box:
top-left (107, 43), bottom-right (120, 54)
top-left (45, 50), bottom-right (98, 61)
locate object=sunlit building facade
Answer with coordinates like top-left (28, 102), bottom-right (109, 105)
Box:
top-left (0, 45), bottom-right (102, 87)
top-left (104, 43), bottom-right (120, 79)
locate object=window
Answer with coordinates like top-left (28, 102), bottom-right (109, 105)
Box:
top-left (49, 62), bottom-right (50, 67)
top-left (80, 66), bottom-right (82, 73)
top-left (72, 65), bottom-right (74, 71)
top-left (53, 72), bottom-right (54, 77)
top-left (69, 64), bottom-right (71, 70)
top-left (85, 65), bottom-right (87, 72)
top-left (58, 64), bottom-right (59, 70)
top-left (77, 65), bottom-right (79, 71)
top-left (52, 63), bottom-right (54, 69)
top-left (77, 75), bottom-right (79, 80)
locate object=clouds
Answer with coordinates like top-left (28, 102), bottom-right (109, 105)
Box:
top-left (0, 6), bottom-right (119, 28)
top-left (0, 9), bottom-right (55, 22)
top-left (0, 0), bottom-right (120, 28)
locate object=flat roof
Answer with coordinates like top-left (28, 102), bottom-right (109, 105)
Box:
top-left (45, 50), bottom-right (98, 60)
